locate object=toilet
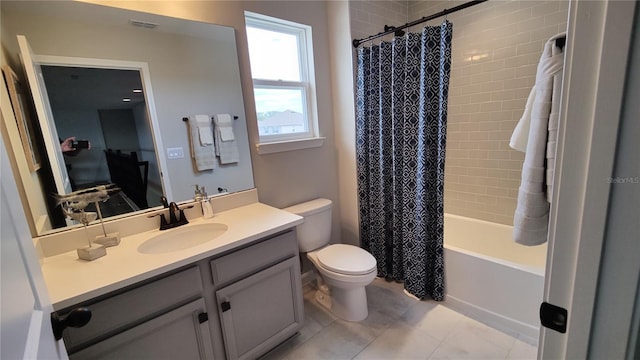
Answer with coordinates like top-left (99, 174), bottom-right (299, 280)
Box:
top-left (284, 198), bottom-right (377, 322)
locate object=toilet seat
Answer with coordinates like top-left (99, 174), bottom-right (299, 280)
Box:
top-left (316, 244), bottom-right (376, 275)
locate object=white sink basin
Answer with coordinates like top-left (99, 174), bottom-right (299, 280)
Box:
top-left (138, 223), bottom-right (228, 254)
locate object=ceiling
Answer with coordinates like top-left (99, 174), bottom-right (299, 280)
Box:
top-left (41, 66), bottom-right (145, 110)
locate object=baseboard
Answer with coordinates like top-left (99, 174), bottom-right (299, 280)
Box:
top-left (444, 295), bottom-right (539, 345)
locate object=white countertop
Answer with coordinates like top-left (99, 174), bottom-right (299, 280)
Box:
top-left (41, 203), bottom-right (303, 310)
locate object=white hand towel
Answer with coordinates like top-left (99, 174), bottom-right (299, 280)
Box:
top-left (213, 114), bottom-right (239, 164)
top-left (199, 128), bottom-right (214, 145)
top-left (215, 113), bottom-right (233, 125)
top-left (219, 127), bottom-right (235, 141)
top-left (188, 115), bottom-right (215, 171)
top-left (195, 115), bottom-right (214, 145)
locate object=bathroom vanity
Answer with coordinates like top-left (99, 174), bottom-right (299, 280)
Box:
top-left (37, 195), bottom-right (304, 360)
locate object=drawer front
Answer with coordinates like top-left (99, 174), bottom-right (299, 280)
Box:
top-left (210, 230), bottom-right (297, 286)
top-left (63, 266), bottom-right (203, 352)
top-left (70, 298), bottom-right (213, 360)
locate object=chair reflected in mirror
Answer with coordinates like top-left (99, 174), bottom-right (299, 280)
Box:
top-left (103, 149), bottom-right (149, 215)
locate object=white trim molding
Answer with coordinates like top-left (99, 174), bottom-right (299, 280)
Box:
top-left (540, 0), bottom-right (636, 358)
top-left (256, 137), bottom-right (325, 155)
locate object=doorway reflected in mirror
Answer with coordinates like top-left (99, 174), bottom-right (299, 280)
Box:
top-left (42, 66), bottom-right (163, 217)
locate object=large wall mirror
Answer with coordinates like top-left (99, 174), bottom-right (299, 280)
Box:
top-left (1, 1), bottom-right (255, 235)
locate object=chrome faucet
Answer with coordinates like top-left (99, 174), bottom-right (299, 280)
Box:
top-left (148, 197), bottom-right (191, 230)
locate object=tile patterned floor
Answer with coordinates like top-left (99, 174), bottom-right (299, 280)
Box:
top-left (262, 278), bottom-right (537, 360)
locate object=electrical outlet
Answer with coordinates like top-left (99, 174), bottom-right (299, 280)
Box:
top-left (166, 147), bottom-right (184, 159)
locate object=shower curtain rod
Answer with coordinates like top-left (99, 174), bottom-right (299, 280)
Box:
top-left (352, 0), bottom-right (488, 48)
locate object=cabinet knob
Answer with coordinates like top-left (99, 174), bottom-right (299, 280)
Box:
top-left (51, 307), bottom-right (92, 340)
top-left (221, 301), bottom-right (231, 312)
top-left (198, 312), bottom-right (209, 324)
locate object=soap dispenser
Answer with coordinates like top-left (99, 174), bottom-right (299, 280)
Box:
top-left (200, 186), bottom-right (214, 219)
top-left (193, 185), bottom-right (203, 202)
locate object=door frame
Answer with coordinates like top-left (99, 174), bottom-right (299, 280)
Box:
top-left (0, 134), bottom-right (68, 359)
top-left (540, 0), bottom-right (637, 358)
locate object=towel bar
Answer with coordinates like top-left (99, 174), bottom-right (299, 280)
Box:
top-left (182, 116), bottom-right (239, 122)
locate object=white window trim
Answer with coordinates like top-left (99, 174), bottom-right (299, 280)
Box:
top-left (256, 137), bottom-right (325, 155)
top-left (245, 11), bottom-right (321, 152)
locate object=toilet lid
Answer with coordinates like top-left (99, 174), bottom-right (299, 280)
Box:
top-left (316, 244), bottom-right (377, 275)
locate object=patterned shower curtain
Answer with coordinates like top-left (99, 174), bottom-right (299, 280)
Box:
top-left (355, 21), bottom-right (452, 301)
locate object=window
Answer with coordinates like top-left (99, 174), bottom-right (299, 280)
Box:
top-left (245, 12), bottom-right (321, 151)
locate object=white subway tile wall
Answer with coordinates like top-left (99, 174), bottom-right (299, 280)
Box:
top-left (350, 0), bottom-right (568, 225)
top-left (349, 0), bottom-right (409, 44)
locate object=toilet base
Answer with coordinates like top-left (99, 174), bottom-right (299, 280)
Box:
top-left (316, 285), bottom-right (369, 322)
top-left (315, 286), bottom-right (332, 310)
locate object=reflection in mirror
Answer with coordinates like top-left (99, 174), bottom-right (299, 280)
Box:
top-left (41, 66), bottom-right (163, 216)
top-left (1, 1), bottom-right (255, 235)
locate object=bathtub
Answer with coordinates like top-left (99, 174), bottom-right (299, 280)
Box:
top-left (443, 214), bottom-right (547, 341)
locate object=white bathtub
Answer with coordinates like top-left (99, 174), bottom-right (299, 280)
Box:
top-left (443, 214), bottom-right (547, 341)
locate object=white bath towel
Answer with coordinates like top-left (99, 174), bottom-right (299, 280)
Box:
top-left (214, 114), bottom-right (239, 164)
top-left (509, 86), bottom-right (535, 152)
top-left (513, 33), bottom-right (565, 246)
top-left (188, 115), bottom-right (215, 171)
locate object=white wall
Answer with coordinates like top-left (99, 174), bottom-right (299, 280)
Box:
top-left (328, 1), bottom-right (358, 246)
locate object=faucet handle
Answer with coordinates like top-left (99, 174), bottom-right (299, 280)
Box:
top-left (159, 214), bottom-right (169, 229)
top-left (148, 212), bottom-right (169, 230)
top-left (160, 196), bottom-right (169, 208)
top-left (177, 209), bottom-right (189, 226)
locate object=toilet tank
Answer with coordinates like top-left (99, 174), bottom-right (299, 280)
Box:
top-left (283, 198), bottom-right (332, 252)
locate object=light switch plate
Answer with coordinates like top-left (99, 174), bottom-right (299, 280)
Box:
top-left (167, 147), bottom-right (184, 159)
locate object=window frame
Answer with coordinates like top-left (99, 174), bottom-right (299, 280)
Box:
top-left (245, 11), bottom-right (320, 146)
top-left (253, 84), bottom-right (310, 136)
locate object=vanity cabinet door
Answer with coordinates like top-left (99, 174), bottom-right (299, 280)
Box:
top-left (70, 298), bottom-right (215, 360)
top-left (216, 257), bottom-right (304, 360)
